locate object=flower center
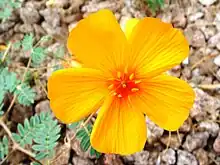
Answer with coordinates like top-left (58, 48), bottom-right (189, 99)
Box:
top-left (107, 71), bottom-right (141, 99)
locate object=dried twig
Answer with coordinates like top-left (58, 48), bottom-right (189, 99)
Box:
top-left (0, 120), bottom-right (41, 165)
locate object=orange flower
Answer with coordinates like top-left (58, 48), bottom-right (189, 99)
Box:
top-left (48, 9), bottom-right (195, 155)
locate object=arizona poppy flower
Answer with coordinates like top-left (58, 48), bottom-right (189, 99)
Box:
top-left (48, 9), bottom-right (195, 155)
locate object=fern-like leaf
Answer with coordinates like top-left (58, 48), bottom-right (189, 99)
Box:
top-left (14, 84), bottom-right (36, 106)
top-left (31, 47), bottom-right (46, 65)
top-left (0, 136), bottom-right (9, 160)
top-left (22, 34), bottom-right (34, 51)
top-left (69, 121), bottom-right (101, 158)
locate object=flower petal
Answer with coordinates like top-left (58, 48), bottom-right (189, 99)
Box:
top-left (48, 68), bottom-right (108, 123)
top-left (124, 18), bottom-right (139, 40)
top-left (91, 97), bottom-right (147, 155)
top-left (67, 9), bottom-right (128, 73)
top-left (129, 18), bottom-right (189, 78)
top-left (134, 74), bottom-right (195, 131)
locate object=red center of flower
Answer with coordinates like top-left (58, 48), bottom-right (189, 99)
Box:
top-left (107, 71), bottom-right (141, 99)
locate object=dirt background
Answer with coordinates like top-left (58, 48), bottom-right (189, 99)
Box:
top-left (0, 0), bottom-right (220, 164)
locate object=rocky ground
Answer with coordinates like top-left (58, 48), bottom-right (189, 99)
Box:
top-left (0, 0), bottom-right (220, 164)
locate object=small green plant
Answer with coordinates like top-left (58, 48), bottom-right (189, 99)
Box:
top-left (145, 0), bottom-right (164, 13)
top-left (0, 136), bottom-right (8, 160)
top-left (68, 121), bottom-right (101, 158)
top-left (13, 112), bottom-right (61, 160)
top-left (0, 0), bottom-right (21, 21)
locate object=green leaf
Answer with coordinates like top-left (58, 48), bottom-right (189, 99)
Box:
top-left (31, 47), bottom-right (46, 65)
top-left (22, 34), bottom-right (34, 51)
top-left (80, 135), bottom-right (90, 152)
top-left (54, 46), bottom-right (65, 58)
top-left (0, 136), bottom-right (9, 160)
top-left (14, 84), bottom-right (36, 106)
top-left (35, 152), bottom-right (48, 160)
top-left (17, 123), bottom-right (25, 136)
top-left (68, 121), bottom-right (81, 130)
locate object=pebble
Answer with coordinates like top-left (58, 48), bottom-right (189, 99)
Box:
top-left (20, 7), bottom-right (40, 24)
top-left (214, 55), bottom-right (220, 66)
top-left (72, 156), bottom-right (94, 165)
top-left (198, 121), bottom-right (219, 137)
top-left (208, 32), bottom-right (220, 47)
top-left (193, 148), bottom-right (209, 165)
top-left (199, 0), bottom-right (217, 6)
top-left (146, 118), bottom-right (164, 144)
top-left (161, 148), bottom-right (176, 164)
top-left (188, 12), bottom-right (204, 22)
top-left (177, 150), bottom-right (198, 165)
top-left (191, 30), bottom-right (206, 47)
top-left (160, 133), bottom-right (184, 149)
top-left (213, 132), bottom-right (220, 153)
top-left (183, 132), bottom-right (209, 152)
top-left (35, 100), bottom-right (51, 114)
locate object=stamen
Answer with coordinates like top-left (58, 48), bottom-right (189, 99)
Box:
top-left (117, 71), bottom-right (121, 79)
top-left (129, 73), bottom-right (134, 80)
top-left (108, 84), bottom-right (114, 90)
top-left (112, 92), bottom-right (117, 96)
top-left (122, 83), bottom-right (126, 88)
top-left (117, 94), bottom-right (122, 98)
top-left (131, 88), bottom-right (139, 92)
top-left (134, 80), bottom-right (142, 84)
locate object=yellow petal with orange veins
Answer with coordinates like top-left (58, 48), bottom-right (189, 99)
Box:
top-left (129, 18), bottom-right (189, 79)
top-left (48, 68), bottom-right (108, 123)
top-left (133, 74), bottom-right (195, 131)
top-left (124, 18), bottom-right (139, 40)
top-left (67, 9), bottom-right (129, 73)
top-left (91, 97), bottom-right (147, 155)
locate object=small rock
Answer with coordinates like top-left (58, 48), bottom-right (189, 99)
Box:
top-left (188, 12), bottom-right (204, 22)
top-left (193, 148), bottom-right (209, 165)
top-left (213, 132), bottom-right (220, 154)
top-left (208, 32), bottom-right (220, 47)
top-left (177, 150), bottom-right (198, 165)
top-left (183, 132), bottom-right (209, 152)
top-left (182, 57), bottom-right (189, 65)
top-left (52, 143), bottom-right (71, 165)
top-left (214, 12), bottom-right (220, 31)
top-left (161, 149), bottom-right (176, 164)
top-left (172, 12), bottom-right (186, 28)
top-left (0, 21), bottom-right (15, 33)
top-left (48, 0), bottom-right (69, 8)
top-left (214, 55), bottom-right (220, 66)
top-left (101, 154), bottom-right (124, 165)
top-left (160, 133), bottom-right (184, 149)
top-left (120, 15), bottom-right (132, 32)
top-left (190, 89), bottom-right (220, 122)
top-left (35, 100), bottom-right (51, 114)
top-left (217, 43), bottom-right (220, 51)
top-left (39, 8), bottom-right (60, 27)
top-left (134, 151), bottom-right (150, 165)
top-left (11, 104), bottom-right (33, 123)
top-left (72, 156), bottom-right (94, 165)
top-left (191, 30), bottom-right (206, 47)
top-left (19, 24), bottom-right (34, 33)
top-left (146, 118), bottom-right (164, 144)
top-left (158, 12), bottom-right (172, 23)
top-left (184, 27), bottom-right (194, 46)
top-left (179, 118), bottom-right (192, 133)
top-left (198, 0), bottom-right (217, 6)
top-left (198, 121), bottom-right (219, 137)
top-left (203, 26), bottom-right (216, 40)
top-left (20, 7), bottom-right (40, 24)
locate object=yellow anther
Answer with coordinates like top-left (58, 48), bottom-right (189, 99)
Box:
top-left (108, 84), bottom-right (114, 90)
top-left (129, 73), bottom-right (134, 80)
top-left (117, 94), bottom-right (122, 98)
top-left (122, 83), bottom-right (126, 88)
top-left (134, 80), bottom-right (141, 84)
top-left (112, 92), bottom-right (117, 96)
top-left (131, 88), bottom-right (139, 92)
top-left (117, 71), bottom-right (121, 79)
